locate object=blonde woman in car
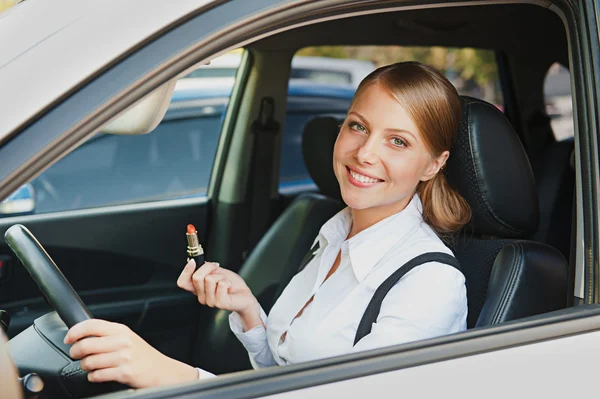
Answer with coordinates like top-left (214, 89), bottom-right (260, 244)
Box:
top-left (64, 61), bottom-right (471, 387)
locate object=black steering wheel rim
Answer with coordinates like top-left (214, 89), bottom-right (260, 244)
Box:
top-left (4, 224), bottom-right (131, 397)
top-left (4, 224), bottom-right (92, 328)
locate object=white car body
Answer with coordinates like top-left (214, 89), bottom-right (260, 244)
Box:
top-left (0, 0), bottom-right (215, 143)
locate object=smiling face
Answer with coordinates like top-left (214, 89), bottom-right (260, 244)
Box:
top-left (333, 82), bottom-right (448, 222)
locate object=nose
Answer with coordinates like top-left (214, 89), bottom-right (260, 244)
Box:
top-left (355, 136), bottom-right (379, 165)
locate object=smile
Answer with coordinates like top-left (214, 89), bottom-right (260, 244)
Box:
top-left (346, 166), bottom-right (383, 185)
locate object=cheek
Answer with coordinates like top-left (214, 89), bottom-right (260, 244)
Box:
top-left (333, 130), bottom-right (355, 160)
top-left (385, 151), bottom-right (429, 182)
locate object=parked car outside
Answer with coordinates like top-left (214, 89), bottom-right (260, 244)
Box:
top-left (183, 51), bottom-right (375, 88)
top-left (0, 80), bottom-right (354, 217)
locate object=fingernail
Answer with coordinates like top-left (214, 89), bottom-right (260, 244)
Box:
top-left (63, 335), bottom-right (69, 344)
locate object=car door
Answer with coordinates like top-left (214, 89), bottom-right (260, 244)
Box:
top-left (0, 54), bottom-right (249, 365)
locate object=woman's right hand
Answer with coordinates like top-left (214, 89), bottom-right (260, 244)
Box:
top-left (177, 260), bottom-right (260, 326)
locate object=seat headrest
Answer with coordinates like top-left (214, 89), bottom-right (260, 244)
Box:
top-left (446, 96), bottom-right (539, 238)
top-left (301, 97), bottom-right (539, 239)
top-left (302, 116), bottom-right (343, 201)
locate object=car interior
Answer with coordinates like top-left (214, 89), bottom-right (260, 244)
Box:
top-left (0, 1), bottom-right (583, 396)
top-left (193, 3), bottom-right (576, 374)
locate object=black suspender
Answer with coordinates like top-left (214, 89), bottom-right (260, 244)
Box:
top-left (294, 244), bottom-right (461, 346)
top-left (353, 252), bottom-right (460, 345)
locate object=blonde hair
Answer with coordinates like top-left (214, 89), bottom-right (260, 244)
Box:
top-left (353, 61), bottom-right (471, 239)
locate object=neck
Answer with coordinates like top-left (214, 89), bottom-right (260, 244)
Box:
top-left (348, 193), bottom-right (414, 239)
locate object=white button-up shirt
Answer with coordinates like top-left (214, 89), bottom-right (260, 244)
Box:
top-left (226, 193), bottom-right (467, 370)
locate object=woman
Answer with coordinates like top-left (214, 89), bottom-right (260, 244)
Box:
top-left (64, 61), bottom-right (471, 387)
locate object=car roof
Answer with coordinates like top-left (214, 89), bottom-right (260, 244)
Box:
top-left (0, 0), bottom-right (217, 143)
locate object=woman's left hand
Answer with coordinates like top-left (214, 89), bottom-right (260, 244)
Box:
top-left (64, 319), bottom-right (198, 388)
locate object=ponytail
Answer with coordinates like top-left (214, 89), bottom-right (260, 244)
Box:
top-left (417, 172), bottom-right (471, 242)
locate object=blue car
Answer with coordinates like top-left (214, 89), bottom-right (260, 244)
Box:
top-left (4, 81), bottom-right (355, 216)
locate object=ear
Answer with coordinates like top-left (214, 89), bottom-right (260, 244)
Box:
top-left (420, 150), bottom-right (450, 182)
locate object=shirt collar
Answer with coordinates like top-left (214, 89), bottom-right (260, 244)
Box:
top-left (317, 193), bottom-right (424, 282)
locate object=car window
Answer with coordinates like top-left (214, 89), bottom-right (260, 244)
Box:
top-left (0, 52), bottom-right (240, 217)
top-left (278, 81), bottom-right (355, 194)
top-left (30, 111), bottom-right (226, 215)
top-left (544, 62), bottom-right (574, 141)
top-left (295, 46), bottom-right (504, 106)
top-left (290, 69), bottom-right (353, 85)
top-left (279, 46), bottom-right (504, 194)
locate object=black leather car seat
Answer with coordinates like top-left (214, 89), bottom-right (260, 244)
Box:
top-left (446, 97), bottom-right (569, 328)
top-left (194, 116), bottom-right (344, 374)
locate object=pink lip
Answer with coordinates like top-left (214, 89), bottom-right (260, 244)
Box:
top-left (346, 166), bottom-right (382, 181)
top-left (345, 166), bottom-right (383, 188)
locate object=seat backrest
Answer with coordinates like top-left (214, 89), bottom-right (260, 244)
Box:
top-left (446, 97), bottom-right (569, 328)
top-left (194, 116), bottom-right (343, 374)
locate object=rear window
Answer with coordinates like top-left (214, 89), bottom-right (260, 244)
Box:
top-left (290, 69), bottom-right (353, 85)
top-left (295, 46), bottom-right (504, 108)
top-left (544, 62), bottom-right (574, 141)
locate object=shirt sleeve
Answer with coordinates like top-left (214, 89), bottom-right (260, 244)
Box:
top-left (352, 262), bottom-right (467, 352)
top-left (229, 305), bottom-right (277, 368)
top-left (197, 368), bottom-right (217, 379)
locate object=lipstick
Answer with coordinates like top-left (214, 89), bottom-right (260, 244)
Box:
top-left (186, 224), bottom-right (205, 270)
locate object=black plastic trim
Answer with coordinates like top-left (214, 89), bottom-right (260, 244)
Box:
top-left (495, 50), bottom-right (525, 147)
top-left (553, 0), bottom-right (600, 303)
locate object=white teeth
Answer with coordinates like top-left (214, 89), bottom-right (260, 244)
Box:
top-left (349, 169), bottom-right (379, 184)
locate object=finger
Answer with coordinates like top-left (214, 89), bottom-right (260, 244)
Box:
top-left (65, 319), bottom-right (126, 345)
top-left (80, 350), bottom-right (130, 372)
top-left (215, 279), bottom-right (233, 307)
top-left (176, 259), bottom-right (197, 292)
top-left (192, 262), bottom-right (220, 304)
top-left (70, 335), bottom-right (130, 359)
top-left (204, 273), bottom-right (226, 307)
top-left (87, 367), bottom-right (130, 386)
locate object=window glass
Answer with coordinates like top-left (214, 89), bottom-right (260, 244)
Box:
top-left (278, 46), bottom-right (504, 194)
top-left (0, 50), bottom-right (241, 217)
top-left (544, 63), bottom-right (574, 141)
top-left (290, 69), bottom-right (353, 85)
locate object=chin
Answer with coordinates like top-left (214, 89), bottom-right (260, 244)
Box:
top-left (340, 192), bottom-right (373, 210)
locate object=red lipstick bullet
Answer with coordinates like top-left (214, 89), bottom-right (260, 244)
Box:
top-left (186, 224), bottom-right (205, 270)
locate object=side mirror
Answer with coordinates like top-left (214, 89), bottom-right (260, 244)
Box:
top-left (0, 184), bottom-right (35, 216)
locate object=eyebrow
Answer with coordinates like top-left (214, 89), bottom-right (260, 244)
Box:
top-left (349, 111), bottom-right (418, 142)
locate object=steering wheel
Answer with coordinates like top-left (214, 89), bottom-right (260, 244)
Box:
top-left (4, 224), bottom-right (127, 398)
